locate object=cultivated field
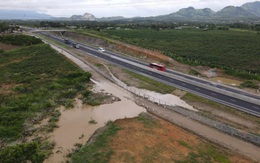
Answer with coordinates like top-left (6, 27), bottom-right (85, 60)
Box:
top-left (94, 28), bottom-right (260, 80)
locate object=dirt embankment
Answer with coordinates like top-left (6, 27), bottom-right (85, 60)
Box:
top-left (87, 113), bottom-right (253, 163)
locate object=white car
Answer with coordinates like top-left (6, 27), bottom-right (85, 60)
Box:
top-left (98, 47), bottom-right (105, 52)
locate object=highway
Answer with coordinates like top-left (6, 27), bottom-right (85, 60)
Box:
top-left (37, 31), bottom-right (260, 117)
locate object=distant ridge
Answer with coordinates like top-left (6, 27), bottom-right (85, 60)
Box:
top-left (70, 13), bottom-right (96, 21)
top-left (241, 1), bottom-right (260, 16)
top-left (0, 1), bottom-right (259, 22)
top-left (214, 6), bottom-right (257, 18)
top-left (0, 10), bottom-right (52, 20)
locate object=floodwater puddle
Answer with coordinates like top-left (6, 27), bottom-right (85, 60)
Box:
top-left (45, 80), bottom-right (146, 163)
top-left (109, 71), bottom-right (196, 111)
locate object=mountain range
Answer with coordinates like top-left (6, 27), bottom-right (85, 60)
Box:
top-left (0, 10), bottom-right (52, 20)
top-left (0, 1), bottom-right (259, 22)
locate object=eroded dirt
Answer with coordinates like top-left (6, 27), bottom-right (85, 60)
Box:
top-left (109, 114), bottom-right (252, 163)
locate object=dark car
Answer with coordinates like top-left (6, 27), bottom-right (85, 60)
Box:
top-left (64, 39), bottom-right (70, 44)
top-left (72, 43), bottom-right (80, 49)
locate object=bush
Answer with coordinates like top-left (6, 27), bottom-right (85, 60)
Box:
top-left (0, 35), bottom-right (43, 46)
top-left (240, 80), bottom-right (259, 89)
top-left (0, 142), bottom-right (45, 163)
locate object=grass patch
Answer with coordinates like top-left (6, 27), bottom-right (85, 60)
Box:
top-left (89, 118), bottom-right (97, 124)
top-left (177, 144), bottom-right (231, 163)
top-left (141, 143), bottom-right (169, 163)
top-left (82, 91), bottom-right (112, 106)
top-left (177, 140), bottom-right (192, 149)
top-left (182, 93), bottom-right (237, 113)
top-left (189, 69), bottom-right (200, 76)
top-left (123, 69), bottom-right (175, 94)
top-left (182, 92), bottom-right (260, 121)
top-left (71, 121), bottom-right (121, 163)
top-left (240, 80), bottom-right (259, 89)
top-left (137, 113), bottom-right (157, 128)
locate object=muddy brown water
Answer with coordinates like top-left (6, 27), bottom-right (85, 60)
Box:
top-left (45, 81), bottom-right (146, 162)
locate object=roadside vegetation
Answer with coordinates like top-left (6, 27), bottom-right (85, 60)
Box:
top-left (0, 35), bottom-right (43, 46)
top-left (71, 121), bottom-right (121, 162)
top-left (90, 28), bottom-right (260, 81)
top-left (121, 69), bottom-right (175, 94)
top-left (0, 35), bottom-right (92, 162)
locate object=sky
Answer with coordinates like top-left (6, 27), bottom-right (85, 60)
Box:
top-left (0, 0), bottom-right (257, 18)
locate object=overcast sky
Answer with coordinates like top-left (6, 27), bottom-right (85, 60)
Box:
top-left (0, 0), bottom-right (257, 18)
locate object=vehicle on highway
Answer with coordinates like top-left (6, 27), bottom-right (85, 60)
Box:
top-left (72, 43), bottom-right (80, 49)
top-left (149, 63), bottom-right (166, 71)
top-left (64, 38), bottom-right (70, 44)
top-left (98, 47), bottom-right (105, 52)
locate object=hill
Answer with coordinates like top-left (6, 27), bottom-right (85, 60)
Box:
top-left (169, 7), bottom-right (215, 20)
top-left (0, 10), bottom-right (52, 20)
top-left (241, 1), bottom-right (260, 16)
top-left (214, 6), bottom-right (257, 19)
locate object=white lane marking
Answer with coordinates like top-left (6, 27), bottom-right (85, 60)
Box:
top-left (253, 106), bottom-right (259, 110)
top-left (181, 83), bottom-right (186, 85)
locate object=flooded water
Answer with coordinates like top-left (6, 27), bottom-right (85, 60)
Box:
top-left (210, 77), bottom-right (242, 86)
top-left (109, 70), bottom-right (196, 111)
top-left (45, 81), bottom-right (146, 163)
top-left (45, 44), bottom-right (195, 162)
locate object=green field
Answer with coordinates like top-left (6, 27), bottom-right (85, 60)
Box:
top-left (0, 35), bottom-right (91, 162)
top-left (94, 29), bottom-right (260, 80)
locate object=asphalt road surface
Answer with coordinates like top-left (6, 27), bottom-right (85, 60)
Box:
top-left (37, 32), bottom-right (260, 117)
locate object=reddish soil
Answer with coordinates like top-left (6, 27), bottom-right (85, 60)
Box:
top-left (109, 115), bottom-right (252, 163)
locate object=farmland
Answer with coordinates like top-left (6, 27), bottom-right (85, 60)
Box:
top-left (0, 35), bottom-right (91, 162)
top-left (94, 28), bottom-right (260, 80)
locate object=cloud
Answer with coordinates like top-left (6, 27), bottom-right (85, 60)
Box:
top-left (0, 0), bottom-right (256, 18)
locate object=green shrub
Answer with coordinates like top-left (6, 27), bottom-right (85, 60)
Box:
top-left (0, 44), bottom-right (92, 141)
top-left (0, 35), bottom-right (43, 46)
top-left (240, 80), bottom-right (259, 89)
top-left (0, 142), bottom-right (45, 163)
